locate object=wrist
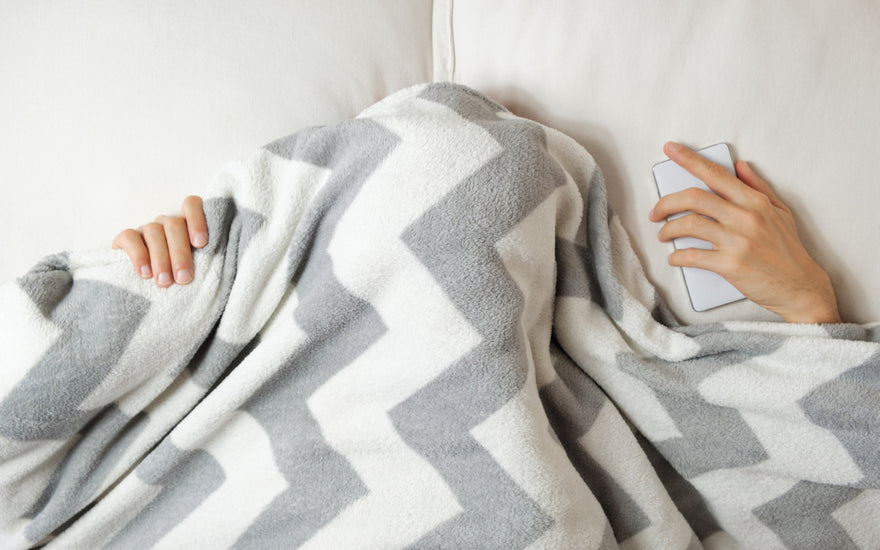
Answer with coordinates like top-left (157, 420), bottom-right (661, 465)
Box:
top-left (782, 304), bottom-right (841, 324)
top-left (779, 272), bottom-right (841, 324)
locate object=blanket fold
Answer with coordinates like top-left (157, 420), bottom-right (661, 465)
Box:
top-left (1, 83), bottom-right (878, 549)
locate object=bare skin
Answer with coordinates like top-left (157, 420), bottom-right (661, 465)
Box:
top-left (649, 142), bottom-right (840, 324)
top-left (112, 195), bottom-right (208, 287)
top-left (112, 144), bottom-right (841, 323)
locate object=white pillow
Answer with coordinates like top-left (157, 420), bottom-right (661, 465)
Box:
top-left (443, 0), bottom-right (880, 324)
top-left (0, 0), bottom-right (433, 283)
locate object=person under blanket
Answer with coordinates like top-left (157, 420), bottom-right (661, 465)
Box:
top-left (6, 84), bottom-right (877, 549)
top-left (113, 141), bottom-right (842, 324)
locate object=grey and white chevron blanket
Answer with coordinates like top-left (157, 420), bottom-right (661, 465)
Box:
top-left (1, 83), bottom-right (879, 549)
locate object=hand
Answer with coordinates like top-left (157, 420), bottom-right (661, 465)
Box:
top-left (112, 196), bottom-right (208, 287)
top-left (649, 142), bottom-right (841, 324)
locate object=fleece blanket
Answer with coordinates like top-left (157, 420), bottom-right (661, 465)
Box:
top-left (1, 83), bottom-right (878, 550)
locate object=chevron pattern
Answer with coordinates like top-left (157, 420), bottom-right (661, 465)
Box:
top-left (1, 83), bottom-right (879, 549)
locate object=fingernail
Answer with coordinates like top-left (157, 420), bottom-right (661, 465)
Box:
top-left (193, 232), bottom-right (208, 247)
top-left (666, 142), bottom-right (682, 152)
top-left (176, 269), bottom-right (193, 284)
top-left (140, 265), bottom-right (152, 278)
top-left (157, 272), bottom-right (172, 285)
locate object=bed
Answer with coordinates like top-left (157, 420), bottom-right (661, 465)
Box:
top-left (1, 2), bottom-right (878, 548)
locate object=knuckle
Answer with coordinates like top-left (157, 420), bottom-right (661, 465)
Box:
top-left (753, 193), bottom-right (773, 212)
top-left (117, 228), bottom-right (140, 242)
top-left (677, 247), bottom-right (699, 265)
top-left (652, 200), bottom-right (670, 219)
top-left (142, 222), bottom-right (164, 236)
top-left (682, 187), bottom-right (701, 200)
top-left (706, 161), bottom-right (727, 178)
top-left (164, 216), bottom-right (186, 232)
top-left (716, 255), bottom-right (740, 276)
top-left (682, 214), bottom-right (701, 232)
top-left (729, 234), bottom-right (756, 260)
top-left (682, 187), bottom-right (704, 204)
top-left (740, 210), bottom-right (763, 231)
top-left (183, 195), bottom-right (203, 208)
top-left (171, 245), bottom-right (193, 261)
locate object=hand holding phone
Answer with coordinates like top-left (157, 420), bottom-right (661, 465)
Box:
top-left (650, 142), bottom-right (840, 323)
top-left (652, 143), bottom-right (745, 311)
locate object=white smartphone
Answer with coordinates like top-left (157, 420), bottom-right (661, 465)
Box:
top-left (652, 143), bottom-right (745, 312)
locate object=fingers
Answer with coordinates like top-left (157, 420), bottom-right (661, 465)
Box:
top-left (663, 142), bottom-right (786, 214)
top-left (113, 229), bottom-right (153, 279)
top-left (666, 246), bottom-right (718, 272)
top-left (651, 143), bottom-right (840, 322)
top-left (180, 195), bottom-right (209, 248)
top-left (649, 187), bottom-right (732, 223)
top-left (662, 142), bottom-right (745, 202)
top-left (735, 161), bottom-right (788, 211)
top-left (113, 195), bottom-right (207, 287)
top-left (657, 213), bottom-right (726, 247)
top-left (138, 222), bottom-right (174, 287)
top-left (155, 215), bottom-right (193, 285)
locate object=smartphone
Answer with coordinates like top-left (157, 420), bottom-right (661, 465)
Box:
top-left (652, 143), bottom-right (745, 312)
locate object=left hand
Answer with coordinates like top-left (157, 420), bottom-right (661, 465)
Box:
top-left (649, 142), bottom-right (840, 324)
top-left (112, 195), bottom-right (208, 287)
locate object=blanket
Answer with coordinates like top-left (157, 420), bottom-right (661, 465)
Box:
top-left (1, 83), bottom-right (878, 549)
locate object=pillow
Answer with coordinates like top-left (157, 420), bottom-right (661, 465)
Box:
top-left (0, 0), bottom-right (433, 283)
top-left (443, 0), bottom-right (880, 324)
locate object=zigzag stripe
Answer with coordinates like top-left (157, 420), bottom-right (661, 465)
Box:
top-left (387, 84), bottom-right (566, 547)
top-left (542, 352), bottom-right (651, 542)
top-left (615, 327), bottom-right (790, 478)
top-left (301, 97), bottom-right (494, 547)
top-left (800, 349), bottom-right (880, 486)
top-left (53, 197), bottom-right (270, 544)
top-left (106, 441), bottom-right (224, 549)
top-left (229, 119), bottom-right (400, 547)
top-left (753, 480), bottom-right (861, 549)
top-left (152, 411), bottom-right (288, 547)
top-left (1, 275), bottom-right (150, 441)
top-left (0, 270), bottom-right (151, 543)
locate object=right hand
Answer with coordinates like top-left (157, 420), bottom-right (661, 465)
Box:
top-left (112, 196), bottom-right (208, 287)
top-left (649, 142), bottom-right (840, 323)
